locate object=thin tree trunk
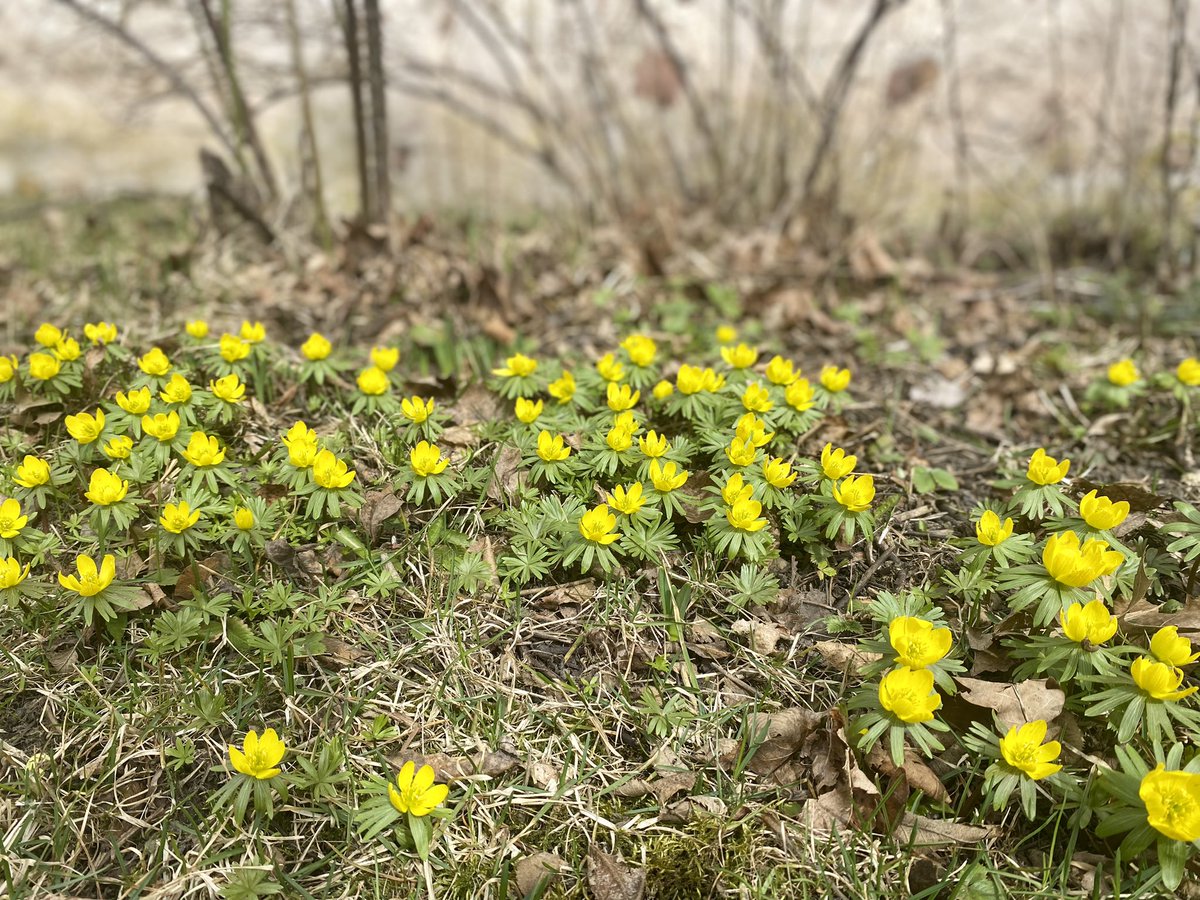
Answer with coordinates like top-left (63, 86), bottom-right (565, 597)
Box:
top-left (364, 0), bottom-right (392, 226)
top-left (285, 0), bottom-right (332, 244)
top-left (339, 0), bottom-right (373, 223)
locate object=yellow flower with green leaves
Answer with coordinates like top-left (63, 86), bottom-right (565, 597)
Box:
top-left (0, 557), bottom-right (30, 590)
top-left (606, 382), bottom-right (640, 412)
top-left (103, 436), bottom-right (133, 460)
top-left (283, 422), bottom-right (319, 468)
top-left (13, 456), bottom-right (50, 488)
top-left (762, 457), bottom-right (797, 489)
top-left (401, 396), bottom-right (435, 424)
top-left (34, 323), bottom-right (63, 347)
top-left (676, 364), bottom-right (706, 395)
top-left (0, 499), bottom-right (28, 539)
top-left (493, 353), bottom-right (537, 378)
top-left (721, 343), bottom-right (758, 369)
top-left (1150, 626), bottom-right (1200, 667)
top-left (999, 720), bottom-right (1062, 780)
top-left (1042, 531), bottom-right (1122, 588)
top-left (84, 322), bottom-right (118, 344)
top-left (725, 437), bottom-right (757, 468)
top-left (879, 667), bottom-right (941, 723)
top-left (608, 483), bottom-right (646, 516)
top-left (159, 374), bottom-right (193, 405)
top-left (301, 332), bottom-right (332, 361)
top-left (59, 553), bottom-right (115, 597)
top-left (975, 510), bottom-right (1014, 546)
top-left (239, 320), bottom-right (266, 343)
top-left (312, 450), bottom-right (356, 489)
top-left (234, 507), bottom-right (255, 530)
top-left (606, 423), bottom-right (634, 452)
top-left (649, 460), bottom-right (688, 492)
top-left (715, 324), bottom-right (737, 345)
top-left (548, 370), bottom-right (576, 403)
top-left (370, 346), bottom-right (399, 372)
top-left (1140, 765), bottom-right (1200, 842)
top-left (820, 365), bottom-right (851, 392)
top-left (722, 472), bottom-right (753, 506)
top-left (29, 352), bottom-right (61, 381)
top-left (84, 469), bottom-right (128, 506)
top-left (181, 432), bottom-right (226, 468)
top-left (764, 355), bottom-right (799, 386)
top-left (185, 319), bottom-right (209, 338)
top-left (735, 413), bottom-right (773, 448)
top-left (210, 374), bottom-right (246, 404)
top-left (1026, 448), bottom-right (1069, 485)
top-left (785, 378), bottom-right (814, 411)
top-left (357, 366), bottom-right (389, 396)
top-left (410, 441), bottom-right (448, 478)
top-left (833, 474), bottom-right (875, 512)
top-left (160, 501), bottom-right (201, 534)
top-left (889, 617), bottom-right (952, 668)
top-left (229, 728), bottom-right (285, 780)
top-left (65, 408), bottom-right (105, 444)
top-left (220, 334), bottom-right (251, 363)
top-left (820, 443), bottom-right (856, 480)
top-left (142, 412), bottom-right (181, 443)
top-left (741, 382), bottom-right (772, 413)
top-left (138, 347), bottom-right (171, 376)
top-left (0, 355), bottom-right (17, 383)
top-left (596, 352), bottom-right (625, 383)
top-left (514, 397), bottom-right (543, 423)
top-left (1060, 599), bottom-right (1118, 645)
top-left (1177, 358), bottom-right (1200, 387)
top-left (726, 498), bottom-right (767, 532)
top-left (388, 761), bottom-right (448, 817)
top-left (1107, 359), bottom-right (1138, 386)
top-left (1079, 490), bottom-right (1129, 531)
top-left (536, 431), bottom-right (571, 462)
top-left (651, 379), bottom-right (674, 400)
top-left (621, 334), bottom-right (657, 368)
top-left (1131, 656), bottom-right (1198, 702)
top-left (638, 431), bottom-right (669, 459)
top-left (579, 504), bottom-right (620, 544)
top-left (54, 337), bottom-right (81, 362)
top-left (116, 386), bottom-right (151, 414)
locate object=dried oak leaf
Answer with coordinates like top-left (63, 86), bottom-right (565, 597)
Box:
top-left (587, 847), bottom-right (645, 900)
top-left (744, 708), bottom-right (823, 783)
top-left (955, 676), bottom-right (1065, 730)
top-left (515, 852), bottom-right (564, 897)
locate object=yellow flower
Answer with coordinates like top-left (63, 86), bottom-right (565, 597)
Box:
top-left (878, 666), bottom-right (941, 723)
top-left (1140, 765), bottom-right (1200, 842)
top-left (65, 408), bottom-right (105, 444)
top-left (28, 352), bottom-right (61, 381)
top-left (85, 469), bottom-right (129, 506)
top-left (606, 424), bottom-right (634, 452)
top-left (608, 482), bottom-right (646, 516)
top-left (142, 412), bottom-right (181, 443)
top-left (820, 365), bottom-right (852, 392)
top-left (548, 370), bottom-right (576, 404)
top-left (725, 437), bottom-right (757, 468)
top-left (734, 413), bottom-right (773, 448)
top-left (1107, 359), bottom-right (1138, 386)
top-left (301, 332), bottom-right (332, 361)
top-left (370, 346), bottom-right (400, 372)
top-left (741, 382), bottom-right (773, 413)
top-left (652, 379), bottom-right (674, 400)
top-left (674, 364), bottom-right (703, 395)
top-left (181, 432), bottom-right (226, 467)
top-left (820, 443), bottom-right (856, 480)
top-left (210, 374), bottom-right (246, 404)
top-left (54, 337), bottom-right (81, 362)
top-left (234, 507), bottom-right (255, 530)
top-left (401, 396), bottom-right (435, 424)
top-left (1178, 358), bottom-right (1200, 387)
top-left (409, 441), bottom-right (448, 478)
top-left (999, 720), bottom-right (1063, 781)
top-left (762, 457), bottom-right (797, 489)
top-left (515, 397), bottom-right (544, 423)
top-left (721, 343), bottom-right (758, 369)
top-left (228, 728), bottom-right (285, 780)
top-left (312, 449), bottom-right (356, 489)
top-left (493, 353), bottom-right (537, 378)
top-left (160, 501), bottom-right (201, 534)
top-left (579, 504), bottom-right (620, 544)
top-left (1060, 599), bottom-right (1118, 645)
top-left (649, 460), bottom-right (688, 492)
top-left (722, 473), bottom-right (754, 506)
top-left (726, 498), bottom-right (767, 532)
top-left (1079, 490), bottom-right (1129, 531)
top-left (1150, 626), bottom-right (1200, 667)
top-left (138, 347), bottom-right (171, 376)
top-left (1042, 531), bottom-right (1123, 588)
top-left (219, 334), bottom-right (251, 363)
top-left (536, 431), bottom-right (571, 462)
top-left (0, 557), bottom-right (30, 590)
top-left (833, 474), bottom-right (875, 512)
top-left (0, 499), bottom-right (28, 539)
top-left (13, 456), bottom-right (50, 488)
top-left (715, 325), bottom-right (738, 345)
top-left (607, 382), bottom-right (640, 412)
top-left (638, 431), bottom-right (669, 459)
top-left (889, 617), bottom-right (952, 669)
top-left (765, 356), bottom-right (799, 386)
top-left (116, 386), bottom-right (152, 415)
top-left (185, 319), bottom-right (209, 339)
top-left (159, 374), bottom-right (193, 405)
top-left (1026, 448), bottom-right (1070, 485)
top-left (785, 378), bottom-right (815, 412)
top-left (975, 511), bottom-right (1014, 546)
top-left (58, 553), bottom-right (115, 597)
top-left (1131, 656), bottom-right (1199, 702)
top-left (621, 334), bottom-right (657, 368)
top-left (0, 355), bottom-right (16, 383)
top-left (34, 323), bottom-right (63, 347)
top-left (239, 320), bottom-right (266, 343)
top-left (596, 352), bottom-right (625, 383)
top-left (357, 366), bottom-right (390, 396)
top-left (84, 322), bottom-right (118, 344)
top-left (103, 436), bottom-right (133, 460)
top-left (388, 761), bottom-right (449, 817)
top-left (283, 422), bottom-right (319, 468)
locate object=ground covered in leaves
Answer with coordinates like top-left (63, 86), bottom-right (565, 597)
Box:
top-left (3, 201), bottom-right (1200, 899)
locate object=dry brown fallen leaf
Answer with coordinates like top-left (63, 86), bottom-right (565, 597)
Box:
top-left (955, 676), bottom-right (1065, 730)
top-left (731, 619), bottom-right (789, 654)
top-left (358, 488), bottom-right (404, 541)
top-left (587, 847), bottom-right (645, 900)
top-left (514, 852), bottom-right (564, 896)
top-left (867, 743), bottom-right (950, 804)
top-left (897, 812), bottom-right (993, 847)
top-left (812, 640), bottom-right (881, 675)
top-left (1115, 595), bottom-right (1200, 637)
top-left (742, 708), bottom-right (824, 783)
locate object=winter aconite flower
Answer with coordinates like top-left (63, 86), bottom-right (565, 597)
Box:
top-left (29, 353), bottom-right (61, 381)
top-left (182, 432), bottom-right (226, 467)
top-left (1177, 358), bottom-right (1200, 387)
top-left (514, 397), bottom-right (543, 423)
top-left (1140, 765), bottom-right (1200, 842)
top-left (229, 728), bottom-right (285, 780)
top-left (998, 720), bottom-right (1062, 780)
top-left (722, 473), bottom-right (754, 506)
top-left (84, 469), bottom-right (129, 506)
top-left (116, 386), bottom-right (152, 414)
top-left (1026, 448), bottom-right (1070, 485)
top-left (0, 499), bottom-right (28, 538)
top-left (1079, 490), bottom-right (1129, 531)
top-left (741, 382), bottom-right (772, 413)
top-left (234, 507), bottom-right (255, 530)
top-left (1060, 599), bottom-right (1118, 645)
top-left (301, 332), bottom-right (332, 361)
top-left (785, 378), bottom-right (814, 411)
top-left (820, 365), bottom-right (851, 392)
top-left (104, 436), bottom-right (133, 460)
top-left (65, 408), bottom-right (105, 444)
top-left (1150, 626), bottom-right (1200, 667)
top-left (220, 334), bottom-right (251, 363)
top-left (34, 323), bottom-right (63, 347)
top-left (283, 422), bottom-right (319, 468)
top-left (410, 442), bottom-right (449, 477)
top-left (596, 353), bottom-right (625, 383)
top-left (607, 383), bottom-right (640, 412)
top-left (621, 334), bottom-right (657, 368)
top-left (608, 483), bottom-right (646, 516)
top-left (142, 412), bottom-right (181, 443)
top-left (725, 437), bottom-right (757, 468)
top-left (889, 617), bottom-right (952, 669)
top-left (650, 460), bottom-right (688, 492)
top-left (726, 498), bottom-right (767, 532)
top-left (536, 431), bottom-right (571, 462)
top-left (879, 667), bottom-right (941, 723)
top-left (765, 356), bottom-right (799, 386)
top-left (606, 423), bottom-right (634, 453)
top-left (357, 366), bottom-right (389, 396)
top-left (388, 761), bottom-right (448, 817)
top-left (14, 456), bottom-right (50, 488)
top-left (59, 554), bottom-right (115, 597)
top-left (159, 374), bottom-right (193, 405)
top-left (579, 504), bottom-right (620, 544)
top-left (370, 346), bottom-right (399, 372)
top-left (0, 356), bottom-right (16, 383)
top-left (84, 322), bottom-right (118, 344)
top-left (833, 474), bottom-right (875, 512)
top-left (493, 353), bottom-right (537, 378)
top-left (401, 396), bottom-right (435, 424)
top-left (548, 370), bottom-right (576, 404)
top-left (138, 347), bottom-right (171, 376)
top-left (160, 501), bottom-right (201, 534)
top-left (54, 337), bottom-right (81, 361)
top-left (652, 379), bottom-right (674, 400)
top-left (715, 325), bottom-right (738, 345)
top-left (0, 558), bottom-right (30, 590)
top-left (312, 450), bottom-right (356, 489)
top-left (1131, 656), bottom-right (1198, 702)
top-left (1042, 531), bottom-right (1123, 588)
top-left (185, 319), bottom-right (209, 338)
top-left (676, 364), bottom-right (706, 395)
top-left (638, 431), bottom-right (669, 459)
top-left (721, 343), bottom-right (759, 369)
top-left (976, 510), bottom-right (1014, 546)
top-left (239, 321), bottom-right (266, 343)
top-left (1107, 359), bottom-right (1139, 386)
top-left (762, 457), bottom-right (797, 489)
top-left (210, 373), bottom-right (245, 403)
top-left (820, 443), bottom-right (856, 480)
